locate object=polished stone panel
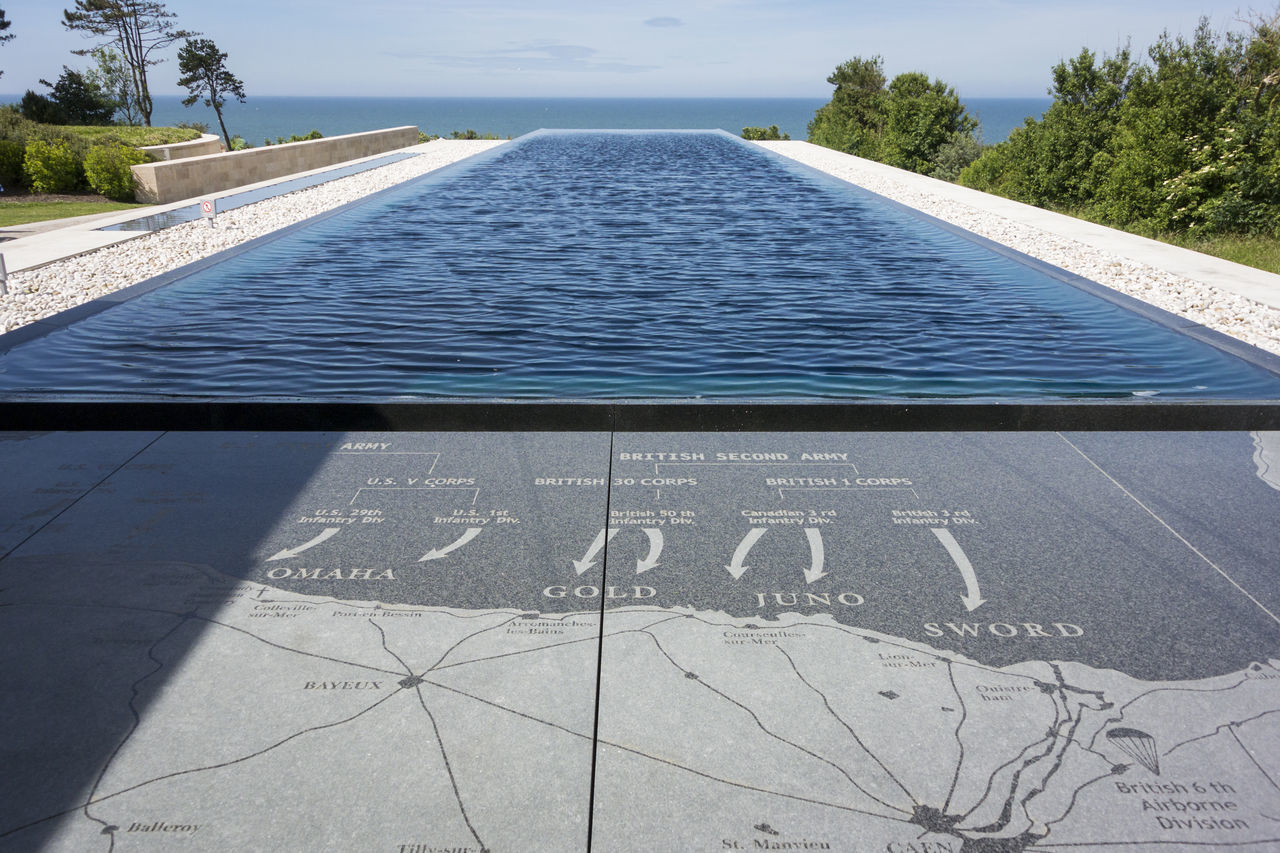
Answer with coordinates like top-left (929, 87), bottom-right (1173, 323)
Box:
top-left (0, 431), bottom-right (608, 852)
top-left (4, 429), bottom-right (1280, 852)
top-left (592, 431), bottom-right (1280, 851)
top-left (0, 430), bottom-right (162, 555)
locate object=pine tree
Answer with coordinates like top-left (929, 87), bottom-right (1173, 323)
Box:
top-left (62, 1), bottom-right (196, 126)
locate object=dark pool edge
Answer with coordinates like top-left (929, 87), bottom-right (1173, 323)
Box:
top-left (3, 399), bottom-right (1280, 431)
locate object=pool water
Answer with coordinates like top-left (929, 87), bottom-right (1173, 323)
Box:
top-left (2, 130), bottom-right (1280, 399)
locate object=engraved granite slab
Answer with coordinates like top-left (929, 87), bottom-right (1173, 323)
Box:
top-left (6, 429), bottom-right (1280, 852)
top-left (0, 430), bottom-right (162, 555)
top-left (591, 431), bottom-right (1280, 851)
top-left (0, 431), bottom-right (609, 852)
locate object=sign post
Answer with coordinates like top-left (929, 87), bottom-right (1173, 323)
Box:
top-left (0, 253), bottom-right (7, 296)
top-left (200, 198), bottom-right (216, 226)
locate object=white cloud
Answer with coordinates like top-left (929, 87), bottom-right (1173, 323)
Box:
top-left (389, 40), bottom-right (659, 75)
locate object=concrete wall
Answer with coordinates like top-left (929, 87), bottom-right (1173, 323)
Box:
top-left (131, 126), bottom-right (420, 204)
top-left (138, 134), bottom-right (223, 162)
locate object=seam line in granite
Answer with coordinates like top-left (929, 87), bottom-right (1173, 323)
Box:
top-left (0, 431), bottom-right (167, 563)
top-left (1057, 431), bottom-right (1280, 627)
top-left (586, 430), bottom-right (616, 850)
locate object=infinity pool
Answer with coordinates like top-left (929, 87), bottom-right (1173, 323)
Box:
top-left (2, 130), bottom-right (1280, 399)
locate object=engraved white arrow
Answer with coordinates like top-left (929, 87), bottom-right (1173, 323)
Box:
top-left (726, 528), bottom-right (767, 580)
top-left (636, 528), bottom-right (664, 574)
top-left (267, 527), bottom-right (341, 561)
top-left (418, 527), bottom-right (483, 562)
top-left (803, 528), bottom-right (827, 584)
top-left (574, 528), bottom-right (620, 575)
top-left (931, 527), bottom-right (986, 611)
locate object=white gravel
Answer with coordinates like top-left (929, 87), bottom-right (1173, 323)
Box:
top-left (0, 140), bottom-right (505, 334)
top-left (757, 140), bottom-right (1280, 357)
top-left (4, 135), bottom-right (1280, 361)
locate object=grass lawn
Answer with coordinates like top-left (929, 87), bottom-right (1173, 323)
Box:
top-left (1122, 225), bottom-right (1280, 276)
top-left (0, 196), bottom-right (148, 227)
top-left (1163, 233), bottom-right (1280, 277)
top-left (1052, 205), bottom-right (1280, 276)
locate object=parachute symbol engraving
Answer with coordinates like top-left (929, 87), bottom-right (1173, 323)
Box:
top-left (1106, 727), bottom-right (1160, 775)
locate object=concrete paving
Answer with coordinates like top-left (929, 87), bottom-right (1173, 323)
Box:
top-left (0, 208), bottom-right (144, 241)
top-left (3, 428), bottom-right (1280, 850)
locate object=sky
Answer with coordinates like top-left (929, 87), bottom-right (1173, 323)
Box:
top-left (0, 0), bottom-right (1270, 100)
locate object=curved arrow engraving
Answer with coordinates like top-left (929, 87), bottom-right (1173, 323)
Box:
top-left (931, 527), bottom-right (985, 611)
top-left (726, 528), bottom-right (767, 580)
top-left (419, 527), bottom-right (483, 562)
top-left (267, 527), bottom-right (341, 562)
top-left (636, 528), bottom-right (664, 574)
top-left (574, 528), bottom-right (620, 575)
top-left (803, 528), bottom-right (827, 584)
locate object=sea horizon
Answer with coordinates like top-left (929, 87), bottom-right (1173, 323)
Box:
top-left (0, 95), bottom-right (1052, 146)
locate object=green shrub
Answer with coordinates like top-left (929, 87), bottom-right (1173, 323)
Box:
top-left (0, 105), bottom-right (37, 145)
top-left (741, 125), bottom-right (790, 140)
top-left (61, 125), bottom-right (198, 147)
top-left (448, 129), bottom-right (506, 140)
top-left (956, 17), bottom-right (1280, 237)
top-left (0, 139), bottom-right (26, 191)
top-left (265, 129), bottom-right (323, 146)
top-left (23, 139), bottom-right (82, 193)
top-left (929, 131), bottom-right (984, 181)
top-left (24, 122), bottom-right (92, 160)
top-left (83, 141), bottom-right (146, 201)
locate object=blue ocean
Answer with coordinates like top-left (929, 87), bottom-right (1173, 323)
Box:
top-left (34, 95), bottom-right (1049, 146)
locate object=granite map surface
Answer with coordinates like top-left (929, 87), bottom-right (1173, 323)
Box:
top-left (2, 430), bottom-right (1279, 852)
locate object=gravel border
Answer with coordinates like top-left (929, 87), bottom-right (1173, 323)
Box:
top-left (757, 140), bottom-right (1280, 357)
top-left (0, 140), bottom-right (505, 334)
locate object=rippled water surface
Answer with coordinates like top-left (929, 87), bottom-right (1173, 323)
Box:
top-left (3, 131), bottom-right (1280, 399)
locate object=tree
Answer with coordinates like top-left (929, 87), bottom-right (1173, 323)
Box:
top-left (62, 1), bottom-right (196, 126)
top-left (19, 67), bottom-right (117, 125)
top-left (1095, 21), bottom-right (1239, 230)
top-left (961, 47), bottom-right (1136, 207)
top-left (879, 72), bottom-right (978, 173)
top-left (961, 12), bottom-right (1280, 238)
top-left (88, 47), bottom-right (140, 124)
top-left (42, 67), bottom-right (118, 124)
top-left (0, 8), bottom-right (14, 79)
top-left (808, 57), bottom-right (978, 176)
top-left (19, 90), bottom-right (65, 125)
top-left (807, 56), bottom-right (887, 159)
top-left (176, 38), bottom-right (245, 148)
